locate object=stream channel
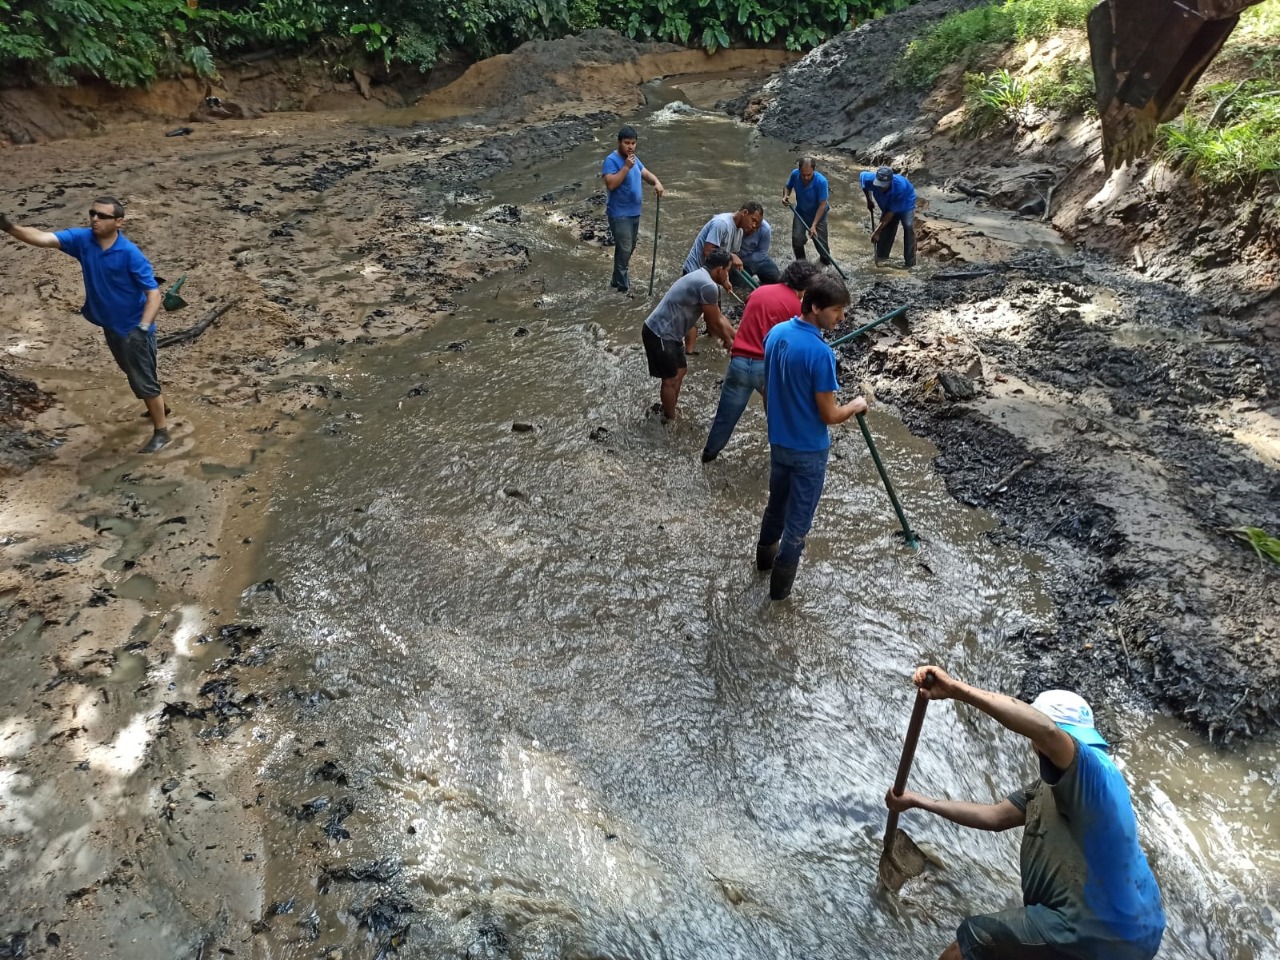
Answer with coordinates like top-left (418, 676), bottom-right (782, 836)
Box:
top-left (241, 85), bottom-right (1280, 958)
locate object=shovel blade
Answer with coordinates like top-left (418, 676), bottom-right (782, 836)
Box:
top-left (163, 294), bottom-right (188, 312)
top-left (877, 828), bottom-right (929, 891)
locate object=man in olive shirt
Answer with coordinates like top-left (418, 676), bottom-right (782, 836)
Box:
top-left (886, 666), bottom-right (1165, 960)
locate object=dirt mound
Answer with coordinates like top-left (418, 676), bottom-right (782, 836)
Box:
top-left (754, 0), bottom-right (986, 150)
top-left (420, 28), bottom-right (796, 120)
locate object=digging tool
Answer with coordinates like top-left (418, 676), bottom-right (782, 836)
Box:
top-left (648, 195), bottom-right (661, 297)
top-left (856, 413), bottom-right (919, 551)
top-left (880, 687), bottom-right (932, 890)
top-left (829, 306), bottom-right (908, 348)
top-left (162, 275), bottom-right (188, 312)
top-left (732, 268), bottom-right (759, 292)
top-left (785, 201), bottom-right (847, 282)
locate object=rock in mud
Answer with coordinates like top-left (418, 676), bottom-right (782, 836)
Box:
top-left (511, 422), bottom-right (535, 433)
top-left (938, 370), bottom-right (977, 400)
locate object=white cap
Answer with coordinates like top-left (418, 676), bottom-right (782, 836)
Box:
top-left (1031, 689), bottom-right (1109, 749)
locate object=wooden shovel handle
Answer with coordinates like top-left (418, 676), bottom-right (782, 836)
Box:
top-left (883, 688), bottom-right (931, 856)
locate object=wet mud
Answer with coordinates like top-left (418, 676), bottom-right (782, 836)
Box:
top-left (1, 12), bottom-right (1277, 959)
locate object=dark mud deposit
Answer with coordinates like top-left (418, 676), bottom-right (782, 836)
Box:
top-left (744, 0), bottom-right (1279, 740)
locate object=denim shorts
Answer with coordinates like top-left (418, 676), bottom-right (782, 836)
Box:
top-left (102, 325), bottom-right (161, 399)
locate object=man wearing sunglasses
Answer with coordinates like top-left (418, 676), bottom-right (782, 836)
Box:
top-left (1, 197), bottom-right (169, 453)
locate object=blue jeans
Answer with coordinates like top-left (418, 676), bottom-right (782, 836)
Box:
top-left (742, 255), bottom-right (781, 285)
top-left (609, 214), bottom-right (640, 291)
top-left (703, 356), bottom-right (765, 459)
top-left (758, 445), bottom-right (830, 569)
top-left (875, 208), bottom-right (916, 267)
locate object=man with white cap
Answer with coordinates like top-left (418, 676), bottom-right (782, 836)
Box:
top-left (859, 165), bottom-right (917, 267)
top-left (885, 665), bottom-right (1165, 960)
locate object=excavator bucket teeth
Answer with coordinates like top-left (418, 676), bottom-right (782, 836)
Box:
top-left (1089, 0), bottom-right (1258, 170)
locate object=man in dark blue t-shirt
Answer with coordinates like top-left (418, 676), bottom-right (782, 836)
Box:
top-left (861, 165), bottom-right (917, 268)
top-left (886, 666), bottom-right (1166, 960)
top-left (601, 125), bottom-right (665, 294)
top-left (2, 196), bottom-right (169, 453)
top-left (757, 273), bottom-right (868, 601)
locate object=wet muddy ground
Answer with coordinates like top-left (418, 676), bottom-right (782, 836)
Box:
top-left (1, 14), bottom-right (1278, 960)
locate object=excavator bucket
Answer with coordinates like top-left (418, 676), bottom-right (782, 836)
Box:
top-left (1089, 0), bottom-right (1260, 170)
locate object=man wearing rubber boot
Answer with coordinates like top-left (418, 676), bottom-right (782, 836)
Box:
top-left (701, 259), bottom-right (819, 463)
top-left (1, 197), bottom-right (171, 453)
top-left (885, 665), bottom-right (1165, 960)
top-left (861, 165), bottom-right (917, 268)
top-left (756, 273), bottom-right (867, 601)
top-left (783, 158), bottom-right (830, 265)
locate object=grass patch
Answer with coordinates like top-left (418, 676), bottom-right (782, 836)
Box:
top-left (1028, 57), bottom-right (1096, 115)
top-left (961, 59), bottom-right (1094, 136)
top-left (1158, 10), bottom-right (1280, 190)
top-left (899, 0), bottom-right (1093, 87)
top-left (1228, 526), bottom-right (1280, 566)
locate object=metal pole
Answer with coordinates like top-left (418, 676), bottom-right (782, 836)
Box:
top-left (856, 413), bottom-right (919, 550)
top-left (648, 194), bottom-right (661, 298)
top-left (829, 306), bottom-right (907, 347)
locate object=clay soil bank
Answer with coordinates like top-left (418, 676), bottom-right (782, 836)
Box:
top-left (0, 10), bottom-right (1277, 956)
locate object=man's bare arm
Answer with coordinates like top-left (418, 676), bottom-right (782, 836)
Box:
top-left (886, 791), bottom-right (1025, 832)
top-left (814, 391), bottom-right (867, 426)
top-left (139, 288), bottom-right (161, 328)
top-left (701, 303), bottom-right (735, 349)
top-left (0, 213), bottom-right (60, 249)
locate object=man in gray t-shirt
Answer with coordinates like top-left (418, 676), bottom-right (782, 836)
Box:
top-left (642, 249), bottom-right (736, 421)
top-left (682, 203), bottom-right (763, 275)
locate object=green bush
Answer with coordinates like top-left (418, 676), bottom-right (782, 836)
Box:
top-left (1027, 57), bottom-right (1095, 115)
top-left (0, 0), bottom-right (912, 88)
top-left (963, 68), bottom-right (1031, 133)
top-left (1159, 80), bottom-right (1280, 188)
top-left (899, 0), bottom-right (1092, 87)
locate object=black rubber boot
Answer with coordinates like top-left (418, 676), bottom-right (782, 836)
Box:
top-left (139, 429), bottom-right (171, 454)
top-left (756, 541), bottom-right (778, 572)
top-left (769, 564), bottom-right (798, 601)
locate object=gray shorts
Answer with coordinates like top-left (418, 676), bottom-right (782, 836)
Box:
top-left (958, 908), bottom-right (1157, 960)
top-left (103, 325), bottom-right (161, 399)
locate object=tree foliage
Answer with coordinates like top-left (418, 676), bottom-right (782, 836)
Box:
top-left (0, 0), bottom-right (906, 87)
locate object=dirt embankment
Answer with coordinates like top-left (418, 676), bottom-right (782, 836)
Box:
top-left (0, 33), bottom-right (792, 957)
top-left (744, 1), bottom-right (1279, 739)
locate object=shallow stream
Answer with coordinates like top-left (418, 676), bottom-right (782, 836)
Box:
top-left (244, 88), bottom-right (1279, 958)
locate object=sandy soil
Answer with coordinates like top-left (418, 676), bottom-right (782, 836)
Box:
top-left (1, 9), bottom-right (1277, 954)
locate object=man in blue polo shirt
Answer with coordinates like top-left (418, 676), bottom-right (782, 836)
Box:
top-left (783, 157), bottom-right (831, 265)
top-left (601, 125), bottom-right (665, 294)
top-left (861, 165), bottom-right (917, 268)
top-left (2, 197), bottom-right (169, 453)
top-left (757, 273), bottom-right (868, 601)
top-left (886, 665), bottom-right (1165, 960)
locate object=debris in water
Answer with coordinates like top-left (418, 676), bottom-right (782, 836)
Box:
top-left (511, 422), bottom-right (535, 433)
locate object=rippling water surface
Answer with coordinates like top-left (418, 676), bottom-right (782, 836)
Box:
top-left (247, 90), bottom-right (1280, 959)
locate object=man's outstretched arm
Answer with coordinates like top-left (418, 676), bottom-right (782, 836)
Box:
top-left (0, 212), bottom-right (61, 249)
top-left (886, 789), bottom-right (1025, 832)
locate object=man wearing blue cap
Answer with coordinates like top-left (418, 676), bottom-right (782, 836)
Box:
top-left (601, 125), bottom-right (664, 294)
top-left (860, 165), bottom-right (917, 268)
top-left (886, 665), bottom-right (1165, 960)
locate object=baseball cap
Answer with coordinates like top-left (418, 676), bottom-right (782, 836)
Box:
top-left (1031, 690), bottom-right (1109, 749)
top-left (874, 165), bottom-right (894, 188)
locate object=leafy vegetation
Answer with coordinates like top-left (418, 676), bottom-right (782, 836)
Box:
top-left (898, 0), bottom-right (1092, 87)
top-left (0, 0), bottom-right (907, 87)
top-left (1228, 526), bottom-right (1280, 566)
top-left (1157, 7), bottom-right (1280, 188)
top-left (962, 68), bottom-right (1031, 132)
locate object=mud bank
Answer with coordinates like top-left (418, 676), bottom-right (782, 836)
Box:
top-left (0, 36), bottom-right (789, 956)
top-left (745, 0), bottom-right (1278, 738)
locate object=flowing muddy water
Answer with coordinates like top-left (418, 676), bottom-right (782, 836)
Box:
top-left (242, 95), bottom-right (1280, 957)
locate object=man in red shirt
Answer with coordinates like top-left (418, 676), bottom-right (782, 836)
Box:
top-left (700, 260), bottom-right (821, 463)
